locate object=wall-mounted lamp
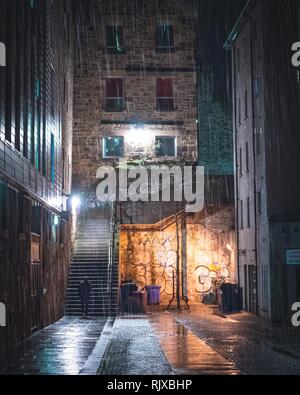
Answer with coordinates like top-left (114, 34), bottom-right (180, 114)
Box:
top-left (71, 195), bottom-right (81, 212)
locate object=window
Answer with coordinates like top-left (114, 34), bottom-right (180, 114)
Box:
top-left (157, 78), bottom-right (174, 111)
top-left (240, 200), bottom-right (244, 230)
top-left (31, 206), bottom-right (41, 235)
top-left (255, 77), bottom-right (262, 97)
top-left (59, 218), bottom-right (64, 245)
top-left (247, 197), bottom-right (251, 228)
top-left (0, 182), bottom-right (7, 230)
top-left (239, 147), bottom-right (243, 176)
top-left (236, 47), bottom-right (240, 73)
top-left (50, 133), bottom-right (55, 184)
top-left (106, 26), bottom-right (125, 54)
top-left (18, 194), bottom-right (25, 234)
top-left (245, 90), bottom-right (248, 119)
top-left (155, 136), bottom-right (176, 157)
top-left (156, 24), bottom-right (174, 53)
top-left (51, 214), bottom-right (59, 243)
top-left (51, 69), bottom-right (55, 117)
top-left (255, 127), bottom-right (262, 155)
top-left (246, 142), bottom-right (249, 172)
top-left (257, 191), bottom-right (262, 215)
top-left (103, 136), bottom-right (124, 158)
top-left (106, 78), bottom-right (124, 112)
top-left (243, 37), bottom-right (247, 63)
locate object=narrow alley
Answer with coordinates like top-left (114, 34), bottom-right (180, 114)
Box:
top-left (2, 309), bottom-right (300, 376)
top-left (0, 0), bottom-right (300, 380)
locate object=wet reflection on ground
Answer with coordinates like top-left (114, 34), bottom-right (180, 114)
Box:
top-left (0, 317), bottom-right (107, 375)
top-left (149, 313), bottom-right (240, 375)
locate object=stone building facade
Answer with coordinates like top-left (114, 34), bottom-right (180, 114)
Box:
top-left (71, 0), bottom-right (241, 304)
top-left (0, 0), bottom-right (74, 352)
top-left (227, 0), bottom-right (300, 321)
top-left (72, 0), bottom-right (198, 199)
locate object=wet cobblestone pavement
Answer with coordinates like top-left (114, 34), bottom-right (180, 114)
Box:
top-left (2, 310), bottom-right (300, 375)
top-left (149, 313), bottom-right (240, 375)
top-left (173, 309), bottom-right (300, 375)
top-left (98, 317), bottom-right (172, 375)
top-left (0, 317), bottom-right (107, 375)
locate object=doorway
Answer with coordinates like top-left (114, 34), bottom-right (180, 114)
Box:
top-left (31, 233), bottom-right (41, 333)
top-left (244, 265), bottom-right (257, 313)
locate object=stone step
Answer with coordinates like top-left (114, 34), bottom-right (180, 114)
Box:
top-left (66, 211), bottom-right (119, 316)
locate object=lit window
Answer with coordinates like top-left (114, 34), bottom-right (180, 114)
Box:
top-left (155, 136), bottom-right (176, 157)
top-left (156, 25), bottom-right (174, 53)
top-left (106, 26), bottom-right (125, 54)
top-left (106, 78), bottom-right (124, 112)
top-left (157, 78), bottom-right (174, 111)
top-left (103, 136), bottom-right (124, 158)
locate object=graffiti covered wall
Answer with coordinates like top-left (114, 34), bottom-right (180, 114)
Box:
top-left (119, 206), bottom-right (236, 305)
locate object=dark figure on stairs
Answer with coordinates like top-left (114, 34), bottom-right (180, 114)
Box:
top-left (79, 277), bottom-right (92, 317)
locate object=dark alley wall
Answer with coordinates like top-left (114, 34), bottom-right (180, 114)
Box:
top-left (0, 0), bottom-right (74, 352)
top-left (0, 184), bottom-right (72, 352)
top-left (196, 0), bottom-right (246, 205)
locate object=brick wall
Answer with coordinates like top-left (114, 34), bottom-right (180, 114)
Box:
top-left (72, 0), bottom-right (198, 192)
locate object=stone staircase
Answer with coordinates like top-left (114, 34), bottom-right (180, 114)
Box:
top-left (65, 207), bottom-right (119, 317)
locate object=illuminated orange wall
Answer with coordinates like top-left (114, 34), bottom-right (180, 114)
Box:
top-left (119, 207), bottom-right (236, 304)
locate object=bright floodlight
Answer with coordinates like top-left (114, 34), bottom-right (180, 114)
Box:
top-left (226, 244), bottom-right (233, 251)
top-left (71, 195), bottom-right (81, 212)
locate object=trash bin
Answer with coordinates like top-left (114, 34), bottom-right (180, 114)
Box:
top-left (120, 282), bottom-right (138, 313)
top-left (145, 285), bottom-right (161, 305)
top-left (132, 291), bottom-right (147, 314)
top-left (218, 284), bottom-right (241, 314)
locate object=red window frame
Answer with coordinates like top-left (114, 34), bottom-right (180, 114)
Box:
top-left (106, 78), bottom-right (124, 112)
top-left (157, 77), bottom-right (174, 111)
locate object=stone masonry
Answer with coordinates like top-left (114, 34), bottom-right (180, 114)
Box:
top-left (72, 0), bottom-right (198, 192)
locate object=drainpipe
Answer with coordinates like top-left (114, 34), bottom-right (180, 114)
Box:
top-left (249, 16), bottom-right (259, 315)
top-left (175, 213), bottom-right (181, 310)
top-left (230, 44), bottom-right (241, 288)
